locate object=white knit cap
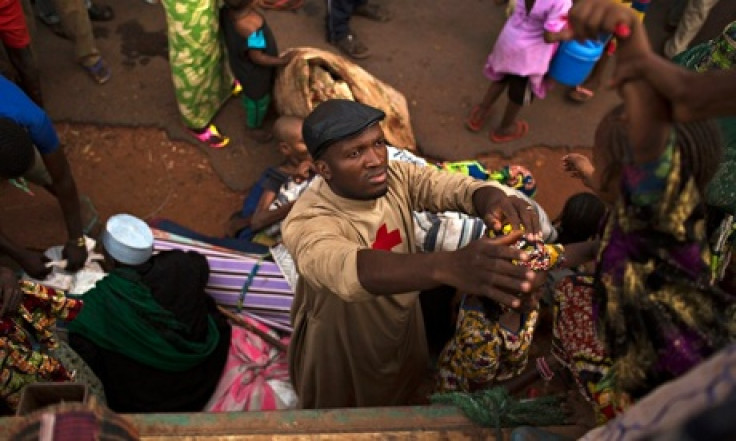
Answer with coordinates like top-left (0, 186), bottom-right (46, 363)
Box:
top-left (101, 214), bottom-right (154, 265)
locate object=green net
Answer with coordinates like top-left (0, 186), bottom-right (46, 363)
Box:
top-left (431, 387), bottom-right (567, 429)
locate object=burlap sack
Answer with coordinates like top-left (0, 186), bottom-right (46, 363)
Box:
top-left (274, 47), bottom-right (417, 151)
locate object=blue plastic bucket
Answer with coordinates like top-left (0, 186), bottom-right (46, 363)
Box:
top-left (548, 39), bottom-right (607, 86)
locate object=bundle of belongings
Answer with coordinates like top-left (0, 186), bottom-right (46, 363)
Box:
top-left (8, 214), bottom-right (296, 414)
top-left (143, 220), bottom-right (297, 411)
top-left (0, 280), bottom-right (89, 412)
top-left (0, 238), bottom-right (109, 413)
top-left (274, 47), bottom-right (417, 151)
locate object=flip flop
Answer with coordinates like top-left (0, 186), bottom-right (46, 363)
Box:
top-left (259, 0), bottom-right (304, 11)
top-left (490, 120), bottom-right (529, 143)
top-left (568, 85), bottom-right (595, 103)
top-left (465, 105), bottom-right (491, 132)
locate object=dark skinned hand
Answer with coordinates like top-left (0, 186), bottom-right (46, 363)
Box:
top-left (474, 186), bottom-right (541, 237)
top-left (62, 241), bottom-right (88, 273)
top-left (0, 267), bottom-right (23, 317)
top-left (564, 0), bottom-right (652, 88)
top-left (17, 250), bottom-right (51, 280)
top-left (439, 231), bottom-right (546, 309)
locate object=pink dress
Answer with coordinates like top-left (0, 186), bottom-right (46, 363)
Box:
top-left (483, 0), bottom-right (571, 98)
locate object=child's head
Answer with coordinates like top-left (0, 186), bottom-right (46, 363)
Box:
top-left (223, 0), bottom-right (257, 11)
top-left (273, 116), bottom-right (310, 163)
top-left (592, 104), bottom-right (722, 204)
top-left (555, 192), bottom-right (606, 244)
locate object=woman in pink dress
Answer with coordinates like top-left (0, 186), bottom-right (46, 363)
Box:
top-left (466, 0), bottom-right (571, 143)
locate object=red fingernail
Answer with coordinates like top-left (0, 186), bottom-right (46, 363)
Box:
top-left (615, 23), bottom-right (631, 38)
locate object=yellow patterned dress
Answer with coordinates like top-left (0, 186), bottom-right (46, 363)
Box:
top-left (436, 295), bottom-right (538, 392)
top-left (0, 282), bottom-right (82, 410)
top-left (160, 0), bottom-right (233, 129)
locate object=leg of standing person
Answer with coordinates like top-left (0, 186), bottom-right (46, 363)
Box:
top-left (243, 93), bottom-right (274, 143)
top-left (161, 0), bottom-right (232, 149)
top-left (0, 0), bottom-right (43, 106)
top-left (325, 0), bottom-right (389, 59)
top-left (490, 75), bottom-right (529, 143)
top-left (465, 78), bottom-right (508, 132)
top-left (664, 0), bottom-right (721, 58)
top-left (50, 0), bottom-right (111, 84)
top-left (19, 0), bottom-right (36, 38)
top-left (326, 0), bottom-right (370, 59)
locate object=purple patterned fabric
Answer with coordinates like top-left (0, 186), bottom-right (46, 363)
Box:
top-left (152, 229), bottom-right (294, 333)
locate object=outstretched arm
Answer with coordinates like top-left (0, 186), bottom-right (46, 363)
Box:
top-left (357, 231), bottom-right (543, 309)
top-left (566, 0), bottom-right (736, 123)
top-left (613, 54), bottom-right (736, 122)
top-left (562, 153), bottom-right (596, 190)
top-left (564, 0), bottom-right (670, 161)
top-left (41, 150), bottom-right (87, 272)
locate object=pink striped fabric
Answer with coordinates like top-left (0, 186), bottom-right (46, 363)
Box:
top-left (205, 325), bottom-right (296, 411)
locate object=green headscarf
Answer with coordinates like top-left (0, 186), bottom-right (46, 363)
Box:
top-left (68, 268), bottom-right (220, 372)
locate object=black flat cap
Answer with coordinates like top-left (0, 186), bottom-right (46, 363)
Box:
top-left (303, 99), bottom-right (386, 159)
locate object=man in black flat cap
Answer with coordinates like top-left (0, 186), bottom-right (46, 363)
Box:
top-left (282, 99), bottom-right (545, 408)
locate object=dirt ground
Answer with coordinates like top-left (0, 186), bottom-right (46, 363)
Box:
top-left (2, 121), bottom-right (593, 251)
top-left (0, 1), bottom-right (734, 432)
top-left (0, 1), bottom-right (729, 245)
top-left (4, 0), bottom-right (730, 249)
top-left (1, 124), bottom-right (244, 249)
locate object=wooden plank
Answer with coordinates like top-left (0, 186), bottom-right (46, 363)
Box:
top-left (0, 406), bottom-right (585, 439)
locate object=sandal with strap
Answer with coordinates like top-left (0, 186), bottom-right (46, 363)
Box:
top-left (83, 58), bottom-right (111, 84)
top-left (190, 124), bottom-right (230, 149)
top-left (567, 85), bottom-right (595, 103)
top-left (354, 2), bottom-right (392, 22)
top-left (465, 105), bottom-right (492, 132)
top-left (490, 120), bottom-right (529, 143)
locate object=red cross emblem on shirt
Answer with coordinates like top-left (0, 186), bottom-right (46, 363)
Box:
top-left (371, 224), bottom-right (402, 251)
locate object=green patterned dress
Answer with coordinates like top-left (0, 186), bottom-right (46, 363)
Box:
top-left (161, 0), bottom-right (233, 129)
top-left (674, 21), bottom-right (736, 215)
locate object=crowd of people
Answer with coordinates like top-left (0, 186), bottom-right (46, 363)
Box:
top-left (1, 0), bottom-right (736, 439)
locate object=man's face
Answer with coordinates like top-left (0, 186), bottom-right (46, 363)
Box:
top-left (316, 123), bottom-right (389, 200)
